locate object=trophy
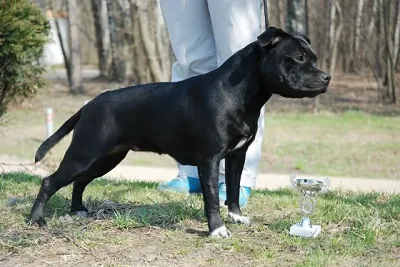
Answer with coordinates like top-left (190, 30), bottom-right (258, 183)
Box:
top-left (289, 175), bottom-right (330, 238)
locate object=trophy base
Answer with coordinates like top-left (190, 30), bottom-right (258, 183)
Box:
top-left (289, 223), bottom-right (321, 238)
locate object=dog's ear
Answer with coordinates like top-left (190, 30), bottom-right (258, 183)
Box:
top-left (257, 27), bottom-right (284, 47)
top-left (293, 32), bottom-right (311, 45)
top-left (302, 35), bottom-right (311, 45)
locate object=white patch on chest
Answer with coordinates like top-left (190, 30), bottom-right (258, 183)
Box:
top-left (232, 135), bottom-right (253, 151)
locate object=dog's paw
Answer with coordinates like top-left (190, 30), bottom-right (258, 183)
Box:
top-left (75, 211), bottom-right (88, 218)
top-left (210, 226), bottom-right (232, 239)
top-left (228, 212), bottom-right (251, 226)
top-left (27, 217), bottom-right (47, 227)
top-left (71, 205), bottom-right (89, 213)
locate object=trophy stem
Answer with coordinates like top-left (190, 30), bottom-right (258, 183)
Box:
top-left (299, 217), bottom-right (312, 228)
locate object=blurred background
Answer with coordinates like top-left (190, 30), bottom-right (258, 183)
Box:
top-left (0, 0), bottom-right (399, 180)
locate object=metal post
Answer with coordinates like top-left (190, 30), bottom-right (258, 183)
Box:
top-left (46, 107), bottom-right (53, 138)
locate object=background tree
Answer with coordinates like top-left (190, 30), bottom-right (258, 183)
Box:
top-left (0, 0), bottom-right (50, 119)
top-left (39, 0), bottom-right (399, 106)
top-left (48, 0), bottom-right (83, 94)
top-left (91, 0), bottom-right (110, 78)
top-left (66, 0), bottom-right (83, 94)
top-left (286, 0), bottom-right (307, 34)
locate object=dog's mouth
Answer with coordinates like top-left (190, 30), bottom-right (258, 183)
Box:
top-left (305, 86), bottom-right (328, 97)
top-left (302, 83), bottom-right (329, 96)
top-left (278, 87), bottom-right (327, 99)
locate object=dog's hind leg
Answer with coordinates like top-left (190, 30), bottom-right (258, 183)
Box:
top-left (28, 135), bottom-right (114, 226)
top-left (28, 160), bottom-right (92, 227)
top-left (70, 151), bottom-right (128, 214)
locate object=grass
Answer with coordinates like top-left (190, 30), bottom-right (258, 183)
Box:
top-left (261, 110), bottom-right (400, 178)
top-left (1, 104), bottom-right (400, 179)
top-left (0, 172), bottom-right (399, 266)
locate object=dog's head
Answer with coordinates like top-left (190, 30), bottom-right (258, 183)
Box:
top-left (258, 27), bottom-right (330, 98)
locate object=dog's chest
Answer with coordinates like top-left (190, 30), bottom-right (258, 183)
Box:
top-left (227, 113), bottom-right (258, 152)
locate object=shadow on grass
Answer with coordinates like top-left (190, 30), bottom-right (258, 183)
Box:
top-left (2, 172), bottom-right (204, 232)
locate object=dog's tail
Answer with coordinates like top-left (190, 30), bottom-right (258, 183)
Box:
top-left (35, 109), bottom-right (82, 163)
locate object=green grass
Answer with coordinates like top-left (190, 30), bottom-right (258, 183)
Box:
top-left (0, 172), bottom-right (399, 266)
top-left (1, 107), bottom-right (399, 179)
top-left (261, 110), bottom-right (400, 178)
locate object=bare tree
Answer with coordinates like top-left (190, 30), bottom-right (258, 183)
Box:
top-left (286, 0), bottom-right (306, 33)
top-left (304, 0), bottom-right (309, 35)
top-left (382, 0), bottom-right (399, 103)
top-left (353, 0), bottom-right (365, 70)
top-left (106, 0), bottom-right (126, 83)
top-left (91, 0), bottom-right (110, 77)
top-left (66, 0), bottom-right (83, 94)
top-left (329, 0), bottom-right (343, 74)
top-left (277, 1), bottom-right (286, 29)
top-left (393, 0), bottom-right (400, 71)
top-left (48, 0), bottom-right (70, 84)
top-left (129, 0), bottom-right (171, 84)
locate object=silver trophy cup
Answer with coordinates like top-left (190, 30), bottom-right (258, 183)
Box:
top-left (289, 175), bottom-right (330, 238)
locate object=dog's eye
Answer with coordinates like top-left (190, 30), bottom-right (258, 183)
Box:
top-left (294, 55), bottom-right (305, 63)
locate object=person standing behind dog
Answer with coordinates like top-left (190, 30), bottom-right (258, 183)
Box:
top-left (157, 0), bottom-right (265, 207)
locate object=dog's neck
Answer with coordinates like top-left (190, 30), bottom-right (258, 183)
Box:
top-left (218, 42), bottom-right (273, 113)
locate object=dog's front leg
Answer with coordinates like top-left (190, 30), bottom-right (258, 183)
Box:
top-left (225, 147), bottom-right (251, 226)
top-left (198, 160), bottom-right (231, 238)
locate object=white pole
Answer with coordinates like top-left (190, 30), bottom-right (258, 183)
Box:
top-left (46, 107), bottom-right (53, 138)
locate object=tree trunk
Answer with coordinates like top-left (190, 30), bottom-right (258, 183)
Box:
top-left (393, 0), bottom-right (400, 71)
top-left (66, 0), bottom-right (83, 94)
top-left (382, 0), bottom-right (397, 103)
top-left (304, 0), bottom-right (309, 36)
top-left (49, 0), bottom-right (71, 88)
top-left (372, 0), bottom-right (384, 100)
top-left (106, 0), bottom-right (126, 84)
top-left (353, 0), bottom-right (364, 70)
top-left (361, 0), bottom-right (378, 64)
top-left (329, 1), bottom-right (343, 74)
top-left (286, 0), bottom-right (305, 33)
top-left (91, 0), bottom-right (110, 77)
top-left (129, 0), bottom-right (171, 84)
top-left (277, 0), bottom-right (286, 29)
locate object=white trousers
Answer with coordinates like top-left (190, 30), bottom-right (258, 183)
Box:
top-left (160, 0), bottom-right (265, 188)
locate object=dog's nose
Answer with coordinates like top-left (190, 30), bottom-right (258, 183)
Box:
top-left (320, 73), bottom-right (331, 83)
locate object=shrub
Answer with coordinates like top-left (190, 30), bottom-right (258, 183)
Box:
top-left (0, 0), bottom-right (50, 118)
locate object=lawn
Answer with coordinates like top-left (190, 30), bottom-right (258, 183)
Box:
top-left (0, 172), bottom-right (399, 266)
top-left (261, 111), bottom-right (400, 178)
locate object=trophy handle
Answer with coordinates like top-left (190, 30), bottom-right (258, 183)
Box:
top-left (320, 178), bottom-right (331, 193)
top-left (290, 174), bottom-right (297, 188)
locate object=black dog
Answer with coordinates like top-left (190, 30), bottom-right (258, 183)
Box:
top-left (29, 27), bottom-right (330, 238)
